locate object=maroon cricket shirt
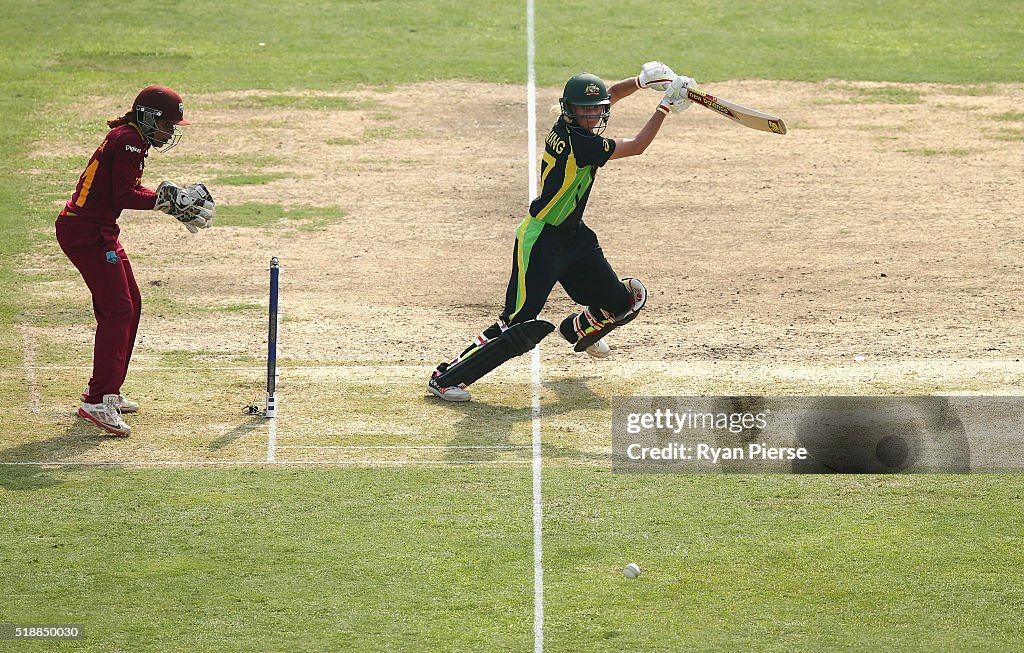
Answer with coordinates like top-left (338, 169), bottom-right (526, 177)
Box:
top-left (57, 123), bottom-right (158, 249)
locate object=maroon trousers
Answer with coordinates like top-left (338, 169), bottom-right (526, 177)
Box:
top-left (56, 218), bottom-right (141, 404)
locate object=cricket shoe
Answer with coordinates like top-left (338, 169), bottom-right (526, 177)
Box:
top-left (585, 338), bottom-right (610, 359)
top-left (81, 387), bottom-right (139, 413)
top-left (559, 315), bottom-right (610, 358)
top-left (427, 365), bottom-right (471, 402)
top-left (77, 394), bottom-right (131, 437)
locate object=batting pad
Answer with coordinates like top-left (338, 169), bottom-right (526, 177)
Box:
top-left (436, 319), bottom-right (554, 387)
top-left (572, 278), bottom-right (647, 352)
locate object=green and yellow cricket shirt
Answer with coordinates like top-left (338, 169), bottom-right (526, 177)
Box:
top-left (503, 119), bottom-right (620, 323)
top-left (528, 118), bottom-right (616, 230)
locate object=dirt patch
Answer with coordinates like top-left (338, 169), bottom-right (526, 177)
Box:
top-left (34, 80), bottom-right (1024, 390)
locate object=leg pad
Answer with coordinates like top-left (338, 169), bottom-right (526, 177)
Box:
top-left (435, 319), bottom-right (554, 387)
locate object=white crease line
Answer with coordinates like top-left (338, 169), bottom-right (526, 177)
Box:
top-left (532, 347), bottom-right (545, 653)
top-left (267, 414), bottom-right (278, 463)
top-left (0, 459), bottom-right (533, 467)
top-left (17, 325), bottom-right (40, 414)
top-left (27, 364), bottom-right (435, 371)
top-left (19, 267), bottom-right (279, 274)
top-left (526, 3), bottom-right (544, 650)
top-left (277, 445), bottom-right (531, 450)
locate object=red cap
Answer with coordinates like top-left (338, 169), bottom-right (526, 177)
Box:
top-left (133, 85), bottom-right (190, 125)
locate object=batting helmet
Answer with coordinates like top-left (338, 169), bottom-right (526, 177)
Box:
top-left (559, 72), bottom-right (611, 136)
top-left (133, 85), bottom-right (189, 151)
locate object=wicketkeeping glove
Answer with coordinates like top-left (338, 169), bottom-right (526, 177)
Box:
top-left (636, 61), bottom-right (676, 91)
top-left (185, 182), bottom-right (215, 208)
top-left (154, 181), bottom-right (215, 233)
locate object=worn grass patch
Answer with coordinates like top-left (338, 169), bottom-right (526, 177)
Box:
top-left (210, 173), bottom-right (288, 186)
top-left (992, 111), bottom-right (1024, 122)
top-left (232, 95), bottom-right (370, 111)
top-left (945, 84), bottom-right (998, 96)
top-left (827, 85), bottom-right (925, 104)
top-left (53, 49), bottom-right (192, 73)
top-left (214, 202), bottom-right (347, 232)
top-left (362, 126), bottom-right (426, 140)
top-left (213, 302), bottom-right (262, 313)
top-left (988, 128), bottom-right (1024, 142)
top-left (898, 147), bottom-right (972, 157)
top-left (160, 153), bottom-right (283, 169)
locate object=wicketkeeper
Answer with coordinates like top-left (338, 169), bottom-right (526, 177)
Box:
top-left (429, 64), bottom-right (694, 402)
top-left (56, 85), bottom-right (216, 435)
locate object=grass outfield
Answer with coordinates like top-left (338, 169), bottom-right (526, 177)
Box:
top-left (2, 1), bottom-right (1024, 651)
top-left (2, 470), bottom-right (1022, 651)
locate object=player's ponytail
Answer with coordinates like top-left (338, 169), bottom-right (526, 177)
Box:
top-left (106, 111), bottom-right (133, 128)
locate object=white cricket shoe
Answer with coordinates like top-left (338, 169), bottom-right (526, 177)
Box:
top-left (115, 395), bottom-right (140, 413)
top-left (77, 394), bottom-right (131, 437)
top-left (585, 338), bottom-right (610, 359)
top-left (82, 387), bottom-right (139, 413)
top-left (427, 369), bottom-right (471, 402)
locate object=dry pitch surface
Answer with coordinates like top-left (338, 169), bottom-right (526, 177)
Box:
top-left (11, 80), bottom-right (1024, 464)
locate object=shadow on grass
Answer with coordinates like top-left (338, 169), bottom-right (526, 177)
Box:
top-left (0, 418), bottom-right (109, 491)
top-left (423, 375), bottom-right (605, 464)
top-left (207, 416), bottom-right (268, 451)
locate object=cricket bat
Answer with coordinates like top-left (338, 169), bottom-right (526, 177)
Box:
top-left (686, 87), bottom-right (787, 135)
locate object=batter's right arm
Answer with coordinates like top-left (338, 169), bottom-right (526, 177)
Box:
top-left (610, 77), bottom-right (693, 160)
top-left (608, 110), bottom-right (667, 160)
top-left (608, 77), bottom-right (642, 105)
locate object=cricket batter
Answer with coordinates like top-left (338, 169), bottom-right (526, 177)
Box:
top-left (56, 86), bottom-right (216, 435)
top-left (429, 63), bottom-right (694, 402)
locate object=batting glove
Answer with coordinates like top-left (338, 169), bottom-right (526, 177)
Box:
top-left (656, 76), bottom-right (695, 115)
top-left (669, 75), bottom-right (696, 94)
top-left (636, 61), bottom-right (676, 91)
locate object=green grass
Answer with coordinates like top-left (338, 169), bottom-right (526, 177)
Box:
top-left (828, 84), bottom-right (925, 104)
top-left (544, 472), bottom-right (1024, 652)
top-left (534, 0), bottom-right (1024, 83)
top-left (2, 469), bottom-right (1022, 652)
top-left (0, 468), bottom-right (535, 652)
top-left (158, 350), bottom-right (210, 367)
top-left (214, 202), bottom-right (348, 231)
